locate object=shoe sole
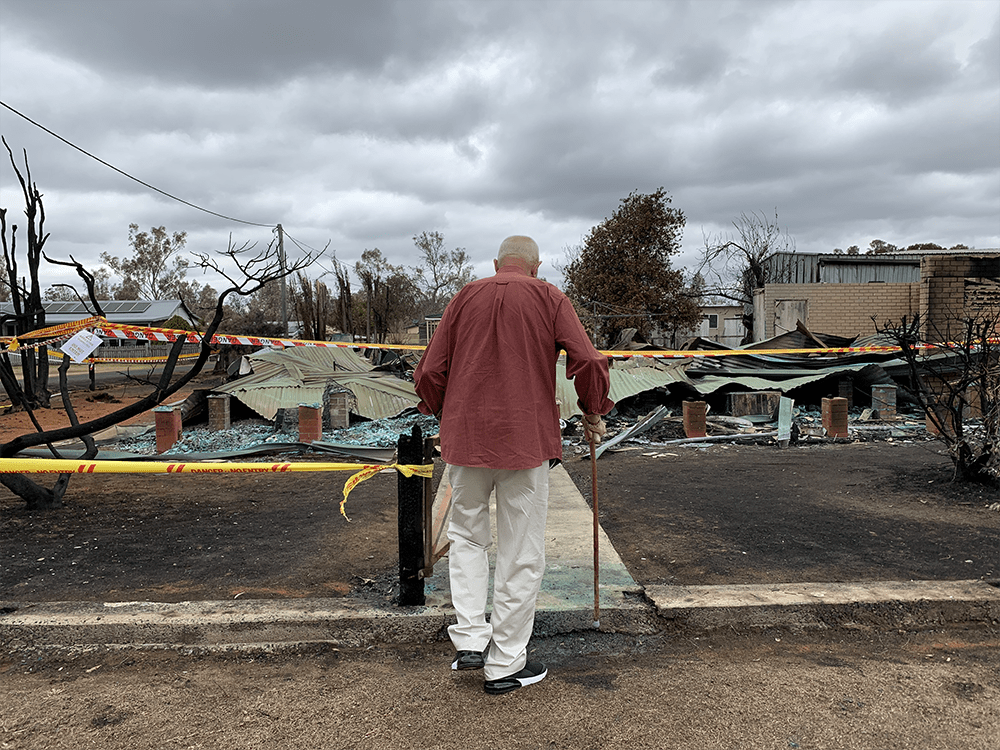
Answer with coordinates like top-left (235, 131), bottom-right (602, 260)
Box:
top-left (484, 667), bottom-right (547, 695)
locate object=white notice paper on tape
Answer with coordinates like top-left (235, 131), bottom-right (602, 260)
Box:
top-left (60, 329), bottom-right (103, 363)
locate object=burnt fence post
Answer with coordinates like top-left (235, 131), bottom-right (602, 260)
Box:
top-left (397, 424), bottom-right (426, 605)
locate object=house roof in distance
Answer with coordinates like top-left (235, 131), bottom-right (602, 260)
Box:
top-left (0, 300), bottom-right (196, 326)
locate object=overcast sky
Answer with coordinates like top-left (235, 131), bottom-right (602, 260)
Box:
top-left (1, 0), bottom-right (998, 295)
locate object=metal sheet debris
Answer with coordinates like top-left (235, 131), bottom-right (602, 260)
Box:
top-left (216, 346), bottom-right (420, 420)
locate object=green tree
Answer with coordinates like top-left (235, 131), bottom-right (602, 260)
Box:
top-left (101, 224), bottom-right (189, 299)
top-left (411, 231), bottom-right (474, 315)
top-left (223, 280), bottom-right (284, 336)
top-left (44, 267), bottom-right (112, 302)
top-left (564, 188), bottom-right (700, 347)
top-left (355, 249), bottom-right (417, 343)
top-left (176, 278), bottom-right (220, 327)
top-left (866, 239), bottom-right (898, 255)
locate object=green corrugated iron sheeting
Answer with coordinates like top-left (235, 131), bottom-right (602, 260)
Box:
top-left (555, 360), bottom-right (691, 419)
top-left (216, 346), bottom-right (418, 420)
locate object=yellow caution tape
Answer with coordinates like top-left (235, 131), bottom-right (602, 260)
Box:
top-left (84, 353), bottom-right (203, 364)
top-left (7, 316), bottom-right (103, 340)
top-left (3, 315), bottom-right (997, 359)
top-left (0, 458), bottom-right (434, 521)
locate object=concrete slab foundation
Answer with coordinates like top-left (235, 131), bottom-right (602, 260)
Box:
top-left (647, 579), bottom-right (1000, 631)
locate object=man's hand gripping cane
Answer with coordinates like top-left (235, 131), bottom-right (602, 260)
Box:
top-left (583, 413), bottom-right (607, 444)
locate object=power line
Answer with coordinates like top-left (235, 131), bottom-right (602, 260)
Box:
top-left (0, 99), bottom-right (274, 229)
top-left (283, 230), bottom-right (326, 257)
top-left (591, 299), bottom-right (641, 315)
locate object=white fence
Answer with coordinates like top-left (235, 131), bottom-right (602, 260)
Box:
top-left (4, 341), bottom-right (203, 363)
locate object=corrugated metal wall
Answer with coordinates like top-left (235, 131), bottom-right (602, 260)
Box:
top-left (766, 253), bottom-right (921, 284)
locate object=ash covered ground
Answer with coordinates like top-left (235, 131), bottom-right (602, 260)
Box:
top-left (114, 414), bottom-right (441, 455)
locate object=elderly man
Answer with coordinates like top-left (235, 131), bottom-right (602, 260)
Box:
top-left (414, 235), bottom-right (613, 695)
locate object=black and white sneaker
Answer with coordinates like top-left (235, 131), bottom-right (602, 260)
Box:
top-left (483, 661), bottom-right (547, 695)
top-left (451, 650), bottom-right (485, 671)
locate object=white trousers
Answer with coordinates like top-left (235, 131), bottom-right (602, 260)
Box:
top-left (447, 463), bottom-right (549, 681)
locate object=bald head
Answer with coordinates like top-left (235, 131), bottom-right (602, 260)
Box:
top-left (496, 235), bottom-right (541, 276)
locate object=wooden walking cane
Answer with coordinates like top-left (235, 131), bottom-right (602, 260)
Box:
top-left (589, 434), bottom-right (600, 630)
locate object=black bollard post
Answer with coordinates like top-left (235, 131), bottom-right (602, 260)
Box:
top-left (397, 424), bottom-right (426, 605)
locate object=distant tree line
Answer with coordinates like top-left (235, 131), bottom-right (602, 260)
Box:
top-left (1, 141), bottom-right (320, 508)
top-left (833, 240), bottom-right (971, 255)
top-left (37, 227), bottom-right (475, 344)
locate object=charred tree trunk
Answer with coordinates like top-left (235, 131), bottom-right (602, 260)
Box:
top-left (874, 312), bottom-right (999, 487)
top-left (1, 138), bottom-right (52, 410)
top-left (0, 229), bottom-right (323, 509)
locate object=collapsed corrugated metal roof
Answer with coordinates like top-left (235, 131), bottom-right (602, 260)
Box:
top-left (681, 323), bottom-right (903, 383)
top-left (556, 358), bottom-right (691, 419)
top-left (215, 346), bottom-right (419, 420)
top-left (742, 320), bottom-right (856, 351)
top-left (561, 322), bottom-right (932, 409)
top-left (214, 322), bottom-right (953, 426)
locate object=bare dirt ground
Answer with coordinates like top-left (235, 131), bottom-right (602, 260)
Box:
top-left (2, 379), bottom-right (999, 748)
top-left (1, 629), bottom-right (998, 749)
top-left (0, 362), bottom-right (212, 439)
top-left (1, 371), bottom-right (401, 605)
top-left (561, 440), bottom-right (999, 587)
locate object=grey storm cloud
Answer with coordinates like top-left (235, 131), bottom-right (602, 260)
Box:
top-left (0, 0), bottom-right (997, 294)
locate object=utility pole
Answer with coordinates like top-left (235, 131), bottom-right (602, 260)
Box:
top-left (277, 224), bottom-right (288, 336)
top-left (366, 281), bottom-right (372, 343)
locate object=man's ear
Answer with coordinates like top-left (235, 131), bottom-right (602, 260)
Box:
top-left (531, 261), bottom-right (541, 278)
top-left (494, 259), bottom-right (499, 272)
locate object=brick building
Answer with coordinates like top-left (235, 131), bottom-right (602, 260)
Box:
top-left (752, 250), bottom-right (999, 341)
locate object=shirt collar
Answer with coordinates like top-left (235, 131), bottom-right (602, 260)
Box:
top-left (496, 264), bottom-right (531, 278)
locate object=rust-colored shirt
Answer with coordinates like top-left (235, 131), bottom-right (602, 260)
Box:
top-left (414, 265), bottom-right (613, 470)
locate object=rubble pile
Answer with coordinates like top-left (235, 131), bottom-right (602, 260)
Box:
top-left (115, 414), bottom-right (440, 457)
top-left (562, 399), bottom-right (944, 457)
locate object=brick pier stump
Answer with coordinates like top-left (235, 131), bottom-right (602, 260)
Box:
top-left (838, 377), bottom-right (853, 408)
top-left (821, 397), bottom-right (849, 438)
top-left (155, 406), bottom-right (182, 454)
top-left (871, 385), bottom-right (897, 420)
top-left (298, 404), bottom-right (323, 443)
top-left (207, 394), bottom-right (231, 431)
top-left (683, 400), bottom-right (708, 438)
top-left (926, 405), bottom-right (955, 437)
